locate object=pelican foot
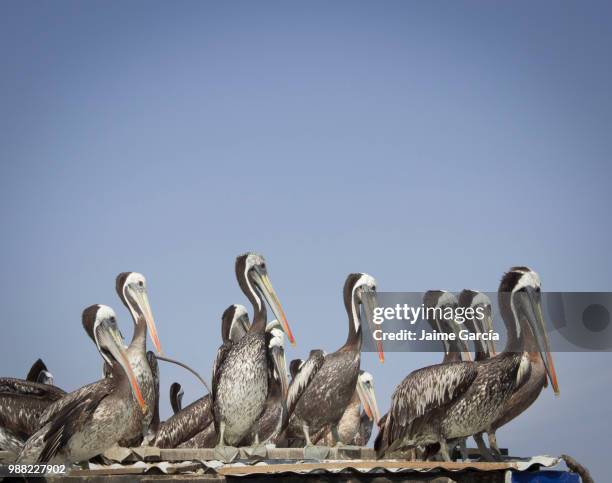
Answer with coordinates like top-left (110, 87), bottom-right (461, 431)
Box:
top-left (214, 445), bottom-right (239, 463)
top-left (241, 444), bottom-right (267, 459)
top-left (474, 433), bottom-right (501, 462)
top-left (304, 445), bottom-right (330, 460)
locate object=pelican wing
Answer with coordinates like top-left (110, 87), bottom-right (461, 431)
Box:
top-left (152, 395), bottom-right (212, 448)
top-left (385, 361), bottom-right (477, 448)
top-left (37, 381), bottom-right (101, 429)
top-left (211, 342), bottom-right (232, 405)
top-left (38, 380), bottom-right (112, 463)
top-left (0, 426), bottom-right (25, 454)
top-left (0, 378), bottom-right (65, 401)
top-left (286, 350), bottom-right (325, 417)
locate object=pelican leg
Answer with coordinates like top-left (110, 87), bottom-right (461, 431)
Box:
top-left (214, 421), bottom-right (239, 462)
top-left (302, 423), bottom-right (313, 447)
top-left (458, 439), bottom-right (468, 460)
top-left (331, 424), bottom-right (344, 447)
top-left (409, 447), bottom-right (417, 461)
top-left (438, 440), bottom-right (452, 462)
top-left (474, 432), bottom-right (500, 462)
top-left (217, 421), bottom-right (226, 447)
top-left (487, 431), bottom-right (502, 457)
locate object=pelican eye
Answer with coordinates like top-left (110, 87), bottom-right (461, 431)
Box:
top-left (138, 281), bottom-right (144, 287)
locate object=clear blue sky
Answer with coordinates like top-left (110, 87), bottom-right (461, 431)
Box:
top-left (1, 1), bottom-right (611, 479)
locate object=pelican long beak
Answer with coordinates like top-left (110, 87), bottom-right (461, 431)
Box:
top-left (104, 326), bottom-right (148, 414)
top-left (127, 286), bottom-right (162, 354)
top-left (520, 287), bottom-right (560, 395)
top-left (356, 377), bottom-right (381, 424)
top-left (362, 290), bottom-right (384, 363)
top-left (253, 270), bottom-right (295, 346)
top-left (449, 318), bottom-right (472, 362)
top-left (270, 345), bottom-right (289, 399)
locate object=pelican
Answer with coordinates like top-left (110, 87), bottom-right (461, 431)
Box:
top-left (375, 267), bottom-right (559, 461)
top-left (114, 272), bottom-right (162, 446)
top-left (0, 363), bottom-right (66, 454)
top-left (312, 370), bottom-right (380, 446)
top-left (153, 304), bottom-right (250, 448)
top-left (212, 253), bottom-right (294, 448)
top-left (238, 320), bottom-right (288, 446)
top-left (17, 305), bottom-right (148, 464)
top-left (284, 273), bottom-right (383, 447)
top-left (170, 383), bottom-right (184, 414)
top-left (26, 359), bottom-right (55, 385)
top-left (462, 272), bottom-right (557, 460)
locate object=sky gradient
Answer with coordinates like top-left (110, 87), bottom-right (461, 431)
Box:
top-left (1, 1), bottom-right (611, 479)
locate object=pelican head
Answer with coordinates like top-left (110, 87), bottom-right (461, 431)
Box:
top-left (289, 358), bottom-right (303, 380)
top-left (236, 252), bottom-right (295, 345)
top-left (458, 289), bottom-right (497, 358)
top-left (82, 304), bottom-right (148, 414)
top-left (344, 273), bottom-right (384, 363)
top-left (266, 319), bottom-right (289, 398)
top-left (355, 370), bottom-right (381, 426)
top-left (116, 272), bottom-right (162, 354)
top-left (170, 382), bottom-right (184, 414)
top-left (221, 304), bottom-right (251, 343)
top-left (26, 359), bottom-right (54, 385)
top-left (423, 290), bottom-right (471, 361)
top-left (500, 266), bottom-right (559, 395)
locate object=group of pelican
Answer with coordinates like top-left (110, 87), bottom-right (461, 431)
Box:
top-left (0, 255), bottom-right (558, 465)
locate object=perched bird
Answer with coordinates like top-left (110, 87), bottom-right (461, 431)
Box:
top-left (115, 272), bottom-right (162, 446)
top-left (283, 273), bottom-right (383, 447)
top-left (312, 370), bottom-right (380, 446)
top-left (17, 305), bottom-right (148, 464)
top-left (212, 253), bottom-right (294, 448)
top-left (153, 304), bottom-right (250, 448)
top-left (462, 271), bottom-right (559, 461)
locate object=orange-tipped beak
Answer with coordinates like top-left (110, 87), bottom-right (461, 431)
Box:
top-left (546, 351), bottom-right (560, 396)
top-left (149, 323), bottom-right (162, 354)
top-left (256, 271), bottom-right (296, 346)
top-left (377, 340), bottom-right (385, 363)
top-left (134, 289), bottom-right (162, 354)
top-left (356, 375), bottom-right (381, 423)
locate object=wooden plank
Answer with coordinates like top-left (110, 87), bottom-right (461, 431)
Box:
top-left (217, 460), bottom-right (519, 476)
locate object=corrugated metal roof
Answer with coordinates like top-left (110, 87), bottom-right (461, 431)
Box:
top-left (1, 448), bottom-right (565, 479)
